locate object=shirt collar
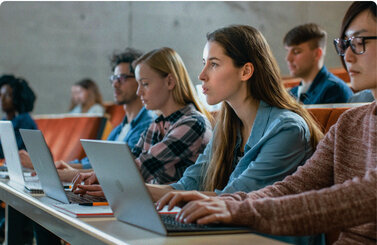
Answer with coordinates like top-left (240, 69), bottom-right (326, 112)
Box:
top-left (307, 66), bottom-right (328, 92)
top-left (154, 103), bottom-right (195, 124)
top-left (122, 106), bottom-right (148, 127)
top-left (246, 100), bottom-right (271, 149)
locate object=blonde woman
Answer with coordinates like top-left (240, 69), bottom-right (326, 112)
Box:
top-left (72, 47), bottom-right (212, 187)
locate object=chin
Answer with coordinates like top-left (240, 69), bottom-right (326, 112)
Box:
top-left (206, 98), bottom-right (220, 106)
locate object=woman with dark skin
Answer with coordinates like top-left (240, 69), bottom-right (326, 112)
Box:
top-left (0, 74), bottom-right (37, 159)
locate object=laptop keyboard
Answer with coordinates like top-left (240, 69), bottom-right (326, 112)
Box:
top-left (66, 191), bottom-right (107, 204)
top-left (161, 214), bottom-right (223, 231)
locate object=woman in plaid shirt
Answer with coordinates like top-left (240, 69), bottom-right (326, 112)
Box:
top-left (131, 47), bottom-right (213, 184)
top-left (72, 47), bottom-right (213, 191)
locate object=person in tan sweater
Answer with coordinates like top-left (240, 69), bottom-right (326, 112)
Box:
top-left (157, 2), bottom-right (377, 244)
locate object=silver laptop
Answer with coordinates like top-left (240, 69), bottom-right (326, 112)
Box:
top-left (0, 121), bottom-right (41, 192)
top-left (81, 139), bottom-right (251, 236)
top-left (20, 129), bottom-right (105, 204)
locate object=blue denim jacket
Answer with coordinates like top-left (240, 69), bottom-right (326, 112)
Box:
top-left (290, 66), bottom-right (353, 104)
top-left (78, 107), bottom-right (156, 169)
top-left (171, 101), bottom-right (313, 194)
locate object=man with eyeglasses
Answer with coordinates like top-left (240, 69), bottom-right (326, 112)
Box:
top-left (284, 23), bottom-right (353, 104)
top-left (334, 36), bottom-right (375, 103)
top-left (66, 48), bottom-right (156, 170)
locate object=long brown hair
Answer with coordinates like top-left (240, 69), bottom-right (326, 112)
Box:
top-left (202, 25), bottom-right (323, 191)
top-left (134, 47), bottom-right (212, 121)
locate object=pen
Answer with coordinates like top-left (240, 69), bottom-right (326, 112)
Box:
top-left (79, 202), bottom-right (109, 206)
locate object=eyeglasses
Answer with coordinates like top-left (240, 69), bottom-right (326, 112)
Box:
top-left (109, 74), bottom-right (135, 85)
top-left (334, 36), bottom-right (377, 56)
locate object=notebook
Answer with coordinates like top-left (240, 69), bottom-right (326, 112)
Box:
top-left (0, 121), bottom-right (41, 192)
top-left (19, 129), bottom-right (105, 204)
top-left (81, 139), bottom-right (252, 236)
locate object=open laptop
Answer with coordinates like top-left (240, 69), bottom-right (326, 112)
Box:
top-left (20, 129), bottom-right (105, 204)
top-left (81, 139), bottom-right (252, 236)
top-left (0, 121), bottom-right (41, 192)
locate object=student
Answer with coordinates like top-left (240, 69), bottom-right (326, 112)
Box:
top-left (58, 48), bottom-right (157, 171)
top-left (73, 47), bottom-right (212, 186)
top-left (285, 23), bottom-right (353, 104)
top-left (0, 75), bottom-right (57, 244)
top-left (69, 78), bottom-right (105, 114)
top-left (165, 3), bottom-right (376, 245)
top-left (0, 75), bottom-right (37, 159)
top-left (67, 84), bottom-right (81, 112)
top-left (74, 27), bottom-right (324, 244)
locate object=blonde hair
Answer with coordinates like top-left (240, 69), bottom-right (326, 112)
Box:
top-left (135, 47), bottom-right (212, 122)
top-left (202, 25), bottom-right (324, 192)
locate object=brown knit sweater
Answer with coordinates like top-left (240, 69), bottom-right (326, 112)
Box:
top-left (222, 102), bottom-right (377, 244)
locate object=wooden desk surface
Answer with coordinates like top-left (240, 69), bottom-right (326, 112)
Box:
top-left (0, 180), bottom-right (287, 245)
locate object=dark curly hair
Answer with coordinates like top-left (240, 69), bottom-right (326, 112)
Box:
top-left (0, 74), bottom-right (36, 113)
top-left (109, 47), bottom-right (143, 73)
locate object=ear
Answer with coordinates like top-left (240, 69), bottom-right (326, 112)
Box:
top-left (241, 62), bottom-right (254, 81)
top-left (315, 48), bottom-right (323, 61)
top-left (166, 74), bottom-right (176, 90)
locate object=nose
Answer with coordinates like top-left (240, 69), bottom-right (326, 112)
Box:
top-left (198, 66), bottom-right (207, 82)
top-left (112, 79), bottom-right (119, 89)
top-left (285, 51), bottom-right (292, 62)
top-left (344, 45), bottom-right (356, 64)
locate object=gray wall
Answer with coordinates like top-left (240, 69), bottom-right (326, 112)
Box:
top-left (0, 1), bottom-right (351, 115)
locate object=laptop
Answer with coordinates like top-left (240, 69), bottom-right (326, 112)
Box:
top-left (20, 129), bottom-right (105, 204)
top-left (81, 139), bottom-right (252, 236)
top-left (0, 121), bottom-right (41, 192)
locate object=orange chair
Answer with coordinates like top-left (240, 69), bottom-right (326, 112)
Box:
top-left (34, 115), bottom-right (107, 162)
top-left (282, 77), bottom-right (301, 88)
top-left (307, 107), bottom-right (350, 133)
top-left (104, 103), bottom-right (125, 128)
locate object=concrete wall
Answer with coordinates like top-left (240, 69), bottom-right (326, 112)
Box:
top-left (0, 1), bottom-right (351, 115)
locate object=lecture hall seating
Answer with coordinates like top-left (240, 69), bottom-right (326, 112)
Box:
top-left (33, 114), bottom-right (107, 162)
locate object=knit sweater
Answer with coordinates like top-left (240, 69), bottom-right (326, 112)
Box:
top-left (221, 102), bottom-right (376, 244)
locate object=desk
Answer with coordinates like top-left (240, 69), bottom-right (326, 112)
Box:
top-left (0, 180), bottom-right (286, 245)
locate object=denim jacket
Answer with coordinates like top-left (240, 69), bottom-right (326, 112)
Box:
top-left (171, 101), bottom-right (313, 194)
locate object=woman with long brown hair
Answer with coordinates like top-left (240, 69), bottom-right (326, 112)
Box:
top-left (152, 25), bottom-right (322, 197)
top-left (164, 2), bottom-right (376, 244)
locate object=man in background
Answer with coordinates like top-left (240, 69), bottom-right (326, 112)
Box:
top-left (284, 23), bottom-right (353, 104)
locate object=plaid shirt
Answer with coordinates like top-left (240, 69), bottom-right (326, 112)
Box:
top-left (132, 103), bottom-right (212, 184)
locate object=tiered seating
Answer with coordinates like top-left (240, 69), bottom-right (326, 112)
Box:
top-left (33, 114), bottom-right (107, 162)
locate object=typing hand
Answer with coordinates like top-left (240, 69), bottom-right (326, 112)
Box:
top-left (156, 191), bottom-right (209, 211)
top-left (175, 197), bottom-right (232, 225)
top-left (72, 172), bottom-right (104, 197)
top-left (74, 184), bottom-right (104, 197)
top-left (19, 150), bottom-right (33, 169)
